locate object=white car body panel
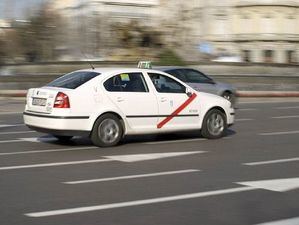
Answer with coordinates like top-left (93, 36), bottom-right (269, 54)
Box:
top-left (23, 68), bottom-right (234, 137)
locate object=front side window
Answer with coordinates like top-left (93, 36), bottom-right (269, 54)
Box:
top-left (104, 72), bottom-right (148, 92)
top-left (47, 71), bottom-right (100, 89)
top-left (148, 73), bottom-right (186, 94)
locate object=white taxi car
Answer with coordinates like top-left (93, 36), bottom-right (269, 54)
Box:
top-left (23, 67), bottom-right (234, 147)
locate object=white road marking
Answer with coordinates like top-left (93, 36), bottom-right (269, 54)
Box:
top-left (0, 139), bottom-right (25, 144)
top-left (0, 151), bottom-right (206, 170)
top-left (19, 137), bottom-right (59, 143)
top-left (103, 151), bottom-right (206, 162)
top-left (25, 186), bottom-right (256, 217)
top-left (272, 115), bottom-right (299, 119)
top-left (237, 177), bottom-right (299, 192)
top-left (0, 131), bottom-right (36, 135)
top-left (275, 106), bottom-right (299, 109)
top-left (244, 157), bottom-right (299, 166)
top-left (0, 112), bottom-right (23, 115)
top-left (64, 169), bottom-right (200, 184)
top-left (0, 124), bottom-right (25, 128)
top-left (237, 108), bottom-right (257, 111)
top-left (143, 138), bottom-right (206, 144)
top-left (255, 217), bottom-right (299, 225)
top-left (0, 159), bottom-right (113, 171)
top-left (259, 130), bottom-right (299, 136)
top-left (236, 118), bottom-right (254, 122)
top-left (0, 147), bottom-right (98, 156)
top-left (25, 177), bottom-right (299, 217)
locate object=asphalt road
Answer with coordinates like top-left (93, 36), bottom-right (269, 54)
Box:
top-left (0, 98), bottom-right (299, 225)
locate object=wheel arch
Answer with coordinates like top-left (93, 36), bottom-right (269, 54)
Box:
top-left (90, 111), bottom-right (126, 136)
top-left (200, 106), bottom-right (227, 128)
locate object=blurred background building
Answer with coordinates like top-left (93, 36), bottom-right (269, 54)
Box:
top-left (0, 0), bottom-right (298, 64)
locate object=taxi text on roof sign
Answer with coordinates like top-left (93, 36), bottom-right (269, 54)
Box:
top-left (138, 61), bottom-right (152, 69)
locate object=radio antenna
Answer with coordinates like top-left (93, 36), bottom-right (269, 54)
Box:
top-left (80, 50), bottom-right (95, 70)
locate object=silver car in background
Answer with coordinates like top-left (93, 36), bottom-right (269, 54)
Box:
top-left (156, 67), bottom-right (236, 105)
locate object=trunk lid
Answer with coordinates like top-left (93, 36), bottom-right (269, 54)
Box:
top-left (26, 87), bottom-right (69, 114)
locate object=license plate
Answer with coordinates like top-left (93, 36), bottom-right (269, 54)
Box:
top-left (32, 98), bottom-right (47, 106)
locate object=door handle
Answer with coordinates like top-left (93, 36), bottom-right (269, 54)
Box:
top-left (117, 97), bottom-right (125, 102)
top-left (160, 97), bottom-right (167, 102)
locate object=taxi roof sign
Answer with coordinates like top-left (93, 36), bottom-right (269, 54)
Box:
top-left (138, 61), bottom-right (152, 69)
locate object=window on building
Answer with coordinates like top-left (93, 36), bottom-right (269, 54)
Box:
top-left (104, 73), bottom-right (148, 92)
top-left (286, 50), bottom-right (296, 64)
top-left (264, 50), bottom-right (274, 63)
top-left (242, 50), bottom-right (251, 62)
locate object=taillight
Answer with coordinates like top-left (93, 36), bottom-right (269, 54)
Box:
top-left (54, 92), bottom-right (70, 108)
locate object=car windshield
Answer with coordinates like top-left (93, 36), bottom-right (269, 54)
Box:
top-left (167, 69), bottom-right (212, 83)
top-left (46, 71), bottom-right (100, 89)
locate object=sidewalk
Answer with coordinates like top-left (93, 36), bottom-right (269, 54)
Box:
top-left (1, 90), bottom-right (299, 98)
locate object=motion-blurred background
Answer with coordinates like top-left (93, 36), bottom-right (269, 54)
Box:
top-left (0, 0), bottom-right (298, 94)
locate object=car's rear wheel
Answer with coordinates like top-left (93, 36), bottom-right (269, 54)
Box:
top-left (91, 114), bottom-right (123, 147)
top-left (201, 109), bottom-right (227, 139)
top-left (53, 135), bottom-right (73, 142)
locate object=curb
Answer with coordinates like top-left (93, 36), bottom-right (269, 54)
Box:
top-left (1, 90), bottom-right (299, 98)
top-left (236, 91), bottom-right (299, 97)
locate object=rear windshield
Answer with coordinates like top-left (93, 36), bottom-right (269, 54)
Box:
top-left (46, 71), bottom-right (100, 89)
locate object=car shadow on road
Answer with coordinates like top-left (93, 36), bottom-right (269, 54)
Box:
top-left (36, 129), bottom-right (236, 147)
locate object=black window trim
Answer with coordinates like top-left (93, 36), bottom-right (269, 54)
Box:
top-left (103, 72), bottom-right (149, 93)
top-left (148, 72), bottom-right (187, 94)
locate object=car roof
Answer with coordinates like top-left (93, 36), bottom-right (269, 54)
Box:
top-left (75, 67), bottom-right (171, 78)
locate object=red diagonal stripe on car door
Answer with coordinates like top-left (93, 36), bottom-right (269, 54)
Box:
top-left (157, 93), bottom-right (197, 129)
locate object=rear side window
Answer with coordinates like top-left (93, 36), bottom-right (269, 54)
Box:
top-left (46, 71), bottom-right (100, 89)
top-left (104, 73), bottom-right (148, 92)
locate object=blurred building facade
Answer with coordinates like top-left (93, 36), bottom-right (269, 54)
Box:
top-left (51, 0), bottom-right (299, 63)
top-left (200, 0), bottom-right (299, 63)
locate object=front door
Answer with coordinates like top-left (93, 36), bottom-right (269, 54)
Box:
top-left (147, 73), bottom-right (200, 131)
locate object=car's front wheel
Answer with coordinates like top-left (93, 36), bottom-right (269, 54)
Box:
top-left (91, 114), bottom-right (123, 147)
top-left (201, 109), bottom-right (227, 139)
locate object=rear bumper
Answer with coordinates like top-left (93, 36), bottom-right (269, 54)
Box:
top-left (26, 125), bottom-right (90, 137)
top-left (23, 111), bottom-right (91, 136)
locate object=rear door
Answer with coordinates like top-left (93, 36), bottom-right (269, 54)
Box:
top-left (147, 73), bottom-right (200, 130)
top-left (103, 72), bottom-right (158, 131)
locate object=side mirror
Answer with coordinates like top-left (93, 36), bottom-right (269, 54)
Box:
top-left (185, 88), bottom-right (193, 97)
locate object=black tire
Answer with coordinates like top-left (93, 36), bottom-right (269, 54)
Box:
top-left (201, 109), bottom-right (227, 139)
top-left (53, 135), bottom-right (73, 142)
top-left (222, 91), bottom-right (236, 105)
top-left (91, 113), bottom-right (123, 147)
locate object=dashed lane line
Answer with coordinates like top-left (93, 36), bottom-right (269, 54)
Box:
top-left (237, 108), bottom-right (257, 111)
top-left (244, 157), bottom-right (299, 166)
top-left (235, 118), bottom-right (254, 122)
top-left (272, 115), bottom-right (299, 119)
top-left (25, 186), bottom-right (256, 217)
top-left (0, 124), bottom-right (25, 128)
top-left (0, 146), bottom-right (98, 156)
top-left (63, 169), bottom-right (200, 184)
top-left (0, 131), bottom-right (36, 135)
top-left (0, 139), bottom-right (25, 144)
top-left (275, 106), bottom-right (299, 110)
top-left (0, 112), bottom-right (23, 115)
top-left (0, 159), bottom-right (113, 171)
top-left (143, 138), bottom-right (206, 145)
top-left (255, 217), bottom-right (299, 225)
top-left (259, 130), bottom-right (299, 136)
